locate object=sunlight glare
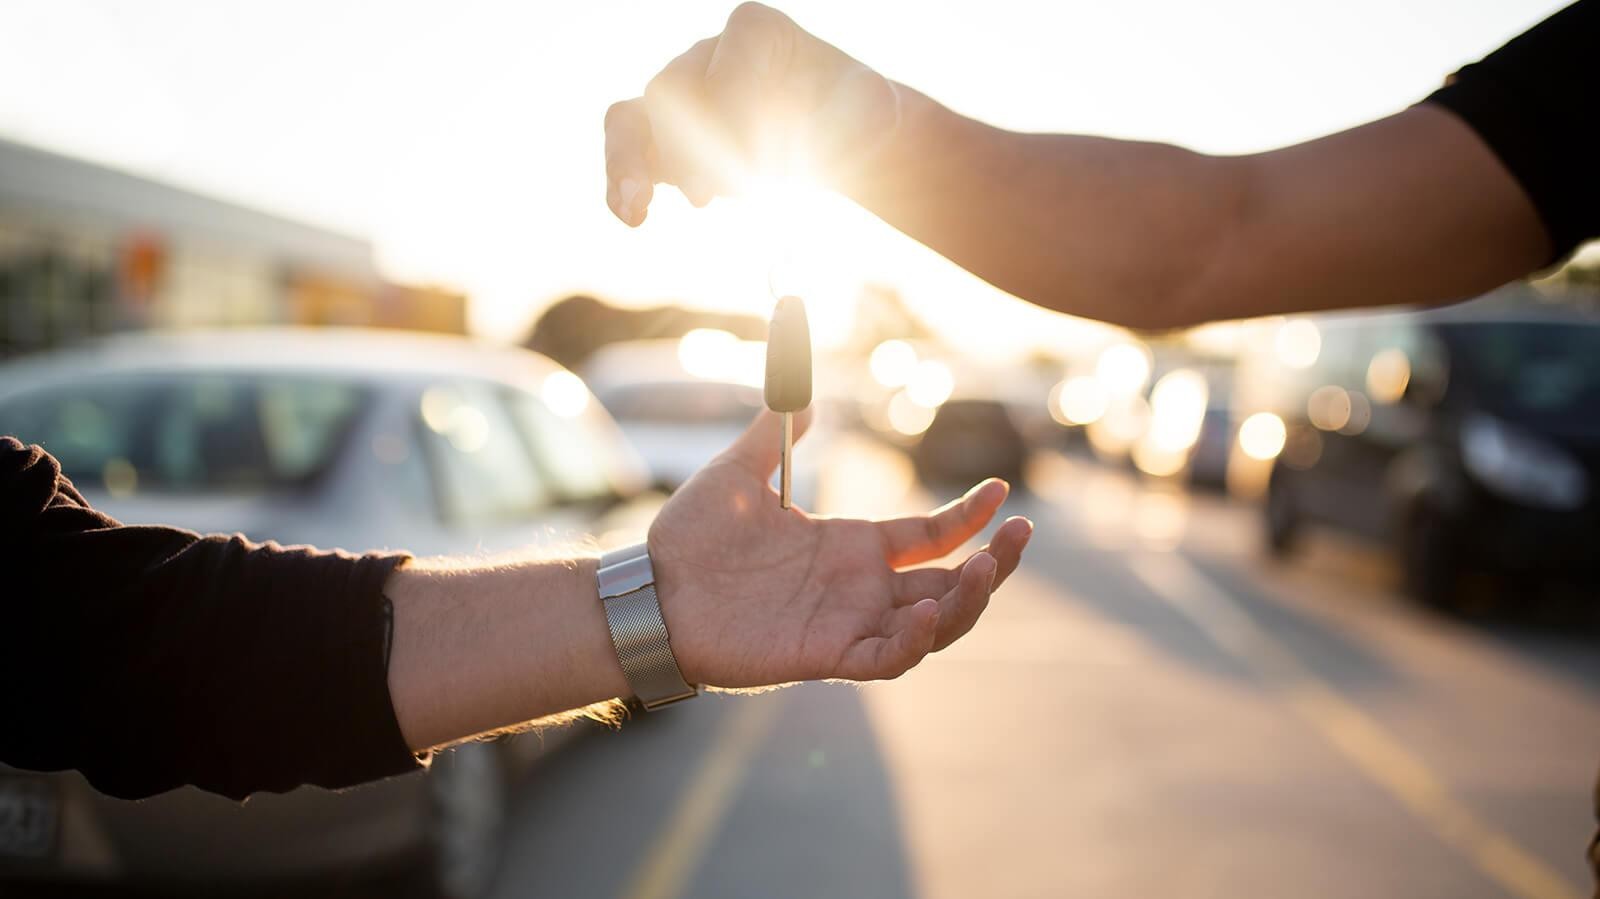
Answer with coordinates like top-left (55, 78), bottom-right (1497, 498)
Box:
top-left (1145, 369), bottom-right (1209, 453)
top-left (541, 370), bottom-right (590, 418)
top-left (1095, 342), bottom-right (1152, 397)
top-left (906, 360), bottom-right (956, 408)
top-left (869, 339), bottom-right (919, 388)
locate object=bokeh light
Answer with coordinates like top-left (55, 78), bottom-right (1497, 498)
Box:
top-left (1274, 319), bottom-right (1321, 369)
top-left (1053, 375), bottom-right (1108, 426)
top-left (906, 359), bottom-right (955, 408)
top-left (887, 389), bottom-right (937, 435)
top-left (1094, 342), bottom-right (1152, 397)
top-left (1367, 348), bottom-right (1411, 403)
top-left (1307, 385), bottom-right (1351, 431)
top-left (1146, 368), bottom-right (1209, 453)
top-left (678, 328), bottom-right (740, 379)
top-left (540, 370), bottom-right (590, 418)
top-left (1238, 411), bottom-right (1287, 460)
top-left (869, 339), bottom-right (919, 388)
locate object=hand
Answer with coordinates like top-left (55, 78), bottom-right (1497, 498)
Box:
top-left (604, 2), bottom-right (900, 225)
top-left (648, 410), bottom-right (1032, 688)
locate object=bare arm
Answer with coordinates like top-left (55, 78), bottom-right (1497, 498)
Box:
top-left (845, 93), bottom-right (1548, 329)
top-left (385, 411), bottom-right (1031, 752)
top-left (604, 3), bottom-right (1551, 330)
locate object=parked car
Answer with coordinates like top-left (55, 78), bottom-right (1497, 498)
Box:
top-left (1255, 307), bottom-right (1600, 608)
top-left (0, 328), bottom-right (659, 897)
top-left (585, 340), bottom-right (825, 508)
top-left (911, 398), bottom-right (1028, 487)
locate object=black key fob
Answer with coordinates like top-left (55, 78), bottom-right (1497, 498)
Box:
top-left (764, 295), bottom-right (813, 413)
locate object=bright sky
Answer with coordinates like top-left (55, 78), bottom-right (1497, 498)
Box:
top-left (0, 0), bottom-right (1571, 353)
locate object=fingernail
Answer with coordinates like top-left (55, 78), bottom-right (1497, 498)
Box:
top-left (619, 178), bottom-right (642, 220)
top-left (973, 552), bottom-right (996, 576)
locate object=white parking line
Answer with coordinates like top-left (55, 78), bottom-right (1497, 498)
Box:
top-left (1130, 550), bottom-right (1584, 899)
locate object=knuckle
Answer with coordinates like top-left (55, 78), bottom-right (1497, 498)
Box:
top-left (643, 73), bottom-right (670, 104)
top-left (727, 1), bottom-right (774, 28)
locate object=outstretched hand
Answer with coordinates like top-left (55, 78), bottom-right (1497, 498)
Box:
top-left (649, 410), bottom-right (1032, 689)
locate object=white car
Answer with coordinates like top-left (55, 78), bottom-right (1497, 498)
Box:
top-left (0, 328), bottom-right (659, 898)
top-left (583, 340), bottom-right (825, 508)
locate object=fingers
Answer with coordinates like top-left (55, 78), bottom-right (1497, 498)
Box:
top-left (891, 515), bottom-right (1033, 651)
top-left (877, 479), bottom-right (1009, 568)
top-left (703, 2), bottom-right (793, 170)
top-left (985, 516), bottom-right (1032, 590)
top-left (644, 37), bottom-right (721, 206)
top-left (604, 99), bottom-right (656, 226)
top-left (932, 518), bottom-right (1031, 650)
top-left (836, 597), bottom-right (938, 681)
top-left (714, 408), bottom-right (814, 481)
top-left (932, 552), bottom-right (997, 654)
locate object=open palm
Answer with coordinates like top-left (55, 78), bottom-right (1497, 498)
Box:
top-left (649, 411), bottom-right (1032, 689)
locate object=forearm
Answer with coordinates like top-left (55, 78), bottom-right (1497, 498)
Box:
top-left (384, 554), bottom-right (630, 753)
top-left (839, 85), bottom-right (1247, 329)
top-left (841, 92), bottom-right (1548, 329)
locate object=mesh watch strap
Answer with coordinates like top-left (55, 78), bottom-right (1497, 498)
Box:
top-left (598, 545), bottom-right (698, 710)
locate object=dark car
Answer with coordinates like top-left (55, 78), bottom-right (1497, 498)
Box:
top-left (911, 398), bottom-right (1028, 487)
top-left (1259, 306), bottom-right (1600, 608)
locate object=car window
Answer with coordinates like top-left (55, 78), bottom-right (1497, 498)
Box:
top-left (1437, 322), bottom-right (1600, 428)
top-left (599, 381), bottom-right (762, 425)
top-left (0, 373), bottom-right (364, 494)
top-left (504, 387), bottom-right (615, 503)
top-left (417, 381), bottom-right (551, 525)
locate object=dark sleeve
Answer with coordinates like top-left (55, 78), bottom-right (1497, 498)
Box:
top-left (1423, 0), bottom-right (1600, 262)
top-left (0, 436), bottom-right (423, 801)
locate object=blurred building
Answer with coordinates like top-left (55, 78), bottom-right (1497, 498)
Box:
top-left (0, 136), bottom-right (464, 357)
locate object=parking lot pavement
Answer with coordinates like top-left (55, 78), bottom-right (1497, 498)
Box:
top-left (490, 445), bottom-right (1600, 899)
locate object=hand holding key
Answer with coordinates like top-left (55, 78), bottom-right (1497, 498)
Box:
top-left (645, 408), bottom-right (1033, 688)
top-left (765, 295), bottom-right (812, 510)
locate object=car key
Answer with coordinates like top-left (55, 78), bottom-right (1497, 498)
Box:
top-left (764, 295), bottom-right (812, 510)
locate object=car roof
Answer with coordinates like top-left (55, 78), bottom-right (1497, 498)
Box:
top-left (0, 328), bottom-right (567, 393)
top-left (1314, 300), bottom-right (1600, 331)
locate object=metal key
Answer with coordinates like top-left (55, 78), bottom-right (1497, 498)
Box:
top-left (764, 295), bottom-right (812, 509)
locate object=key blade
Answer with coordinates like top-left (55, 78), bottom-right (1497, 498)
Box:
top-left (780, 411), bottom-right (793, 509)
top-left (764, 295), bottom-right (813, 413)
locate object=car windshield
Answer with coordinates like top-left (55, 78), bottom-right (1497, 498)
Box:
top-left (598, 380), bottom-right (763, 426)
top-left (0, 372), bottom-right (367, 494)
top-left (1436, 322), bottom-right (1600, 432)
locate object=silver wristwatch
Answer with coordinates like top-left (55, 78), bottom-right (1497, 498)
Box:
top-left (596, 543), bottom-right (698, 710)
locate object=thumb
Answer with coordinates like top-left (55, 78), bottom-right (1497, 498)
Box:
top-left (717, 407), bottom-right (814, 479)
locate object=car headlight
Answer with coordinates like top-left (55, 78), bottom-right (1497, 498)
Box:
top-left (1460, 415), bottom-right (1589, 510)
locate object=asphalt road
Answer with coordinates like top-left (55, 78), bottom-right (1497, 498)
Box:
top-left (488, 441), bottom-right (1600, 899)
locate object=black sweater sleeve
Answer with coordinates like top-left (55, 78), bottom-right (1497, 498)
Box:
top-left (0, 436), bottom-right (422, 801)
top-left (1424, 0), bottom-right (1600, 262)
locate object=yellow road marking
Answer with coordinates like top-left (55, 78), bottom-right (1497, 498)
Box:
top-left (1130, 551), bottom-right (1583, 899)
top-left (620, 696), bottom-right (783, 899)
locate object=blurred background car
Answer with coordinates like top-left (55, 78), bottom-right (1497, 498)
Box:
top-left (0, 328), bottom-right (658, 898)
top-left (909, 398), bottom-right (1028, 487)
top-left (584, 336), bottom-right (825, 508)
top-left (1253, 307), bottom-right (1600, 608)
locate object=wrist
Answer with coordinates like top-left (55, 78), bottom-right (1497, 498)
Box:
top-left (598, 541), bottom-right (700, 707)
top-left (641, 531), bottom-right (703, 686)
top-left (829, 78), bottom-right (919, 199)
